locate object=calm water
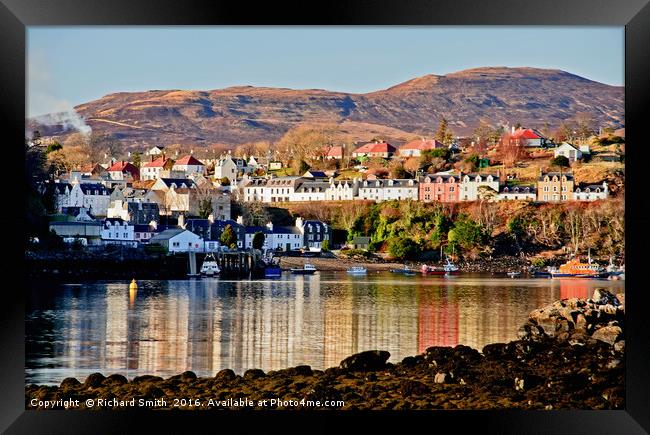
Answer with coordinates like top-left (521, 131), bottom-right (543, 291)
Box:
top-left (26, 272), bottom-right (625, 385)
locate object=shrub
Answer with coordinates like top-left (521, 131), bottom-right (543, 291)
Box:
top-left (321, 239), bottom-right (330, 252)
top-left (550, 155), bottom-right (570, 168)
top-left (531, 257), bottom-right (546, 268)
top-left (388, 237), bottom-right (419, 260)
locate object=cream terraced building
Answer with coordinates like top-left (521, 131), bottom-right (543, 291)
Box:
top-left (357, 178), bottom-right (419, 202)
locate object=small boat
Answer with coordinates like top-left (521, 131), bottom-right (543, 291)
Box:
top-left (290, 263), bottom-right (317, 275)
top-left (507, 271), bottom-right (521, 278)
top-left (404, 271), bottom-right (417, 276)
top-left (264, 264), bottom-right (282, 278)
top-left (421, 258), bottom-right (460, 275)
top-left (200, 253), bottom-right (220, 276)
top-left (347, 266), bottom-right (367, 275)
top-left (390, 265), bottom-right (413, 274)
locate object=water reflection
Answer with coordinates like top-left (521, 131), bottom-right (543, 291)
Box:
top-left (26, 274), bottom-right (624, 385)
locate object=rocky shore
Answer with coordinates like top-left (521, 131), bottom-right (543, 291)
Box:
top-left (26, 290), bottom-right (625, 410)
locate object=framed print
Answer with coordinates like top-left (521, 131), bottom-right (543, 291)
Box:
top-left (2, 0), bottom-right (650, 433)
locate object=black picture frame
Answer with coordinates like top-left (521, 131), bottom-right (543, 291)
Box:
top-left (2, 0), bottom-right (649, 433)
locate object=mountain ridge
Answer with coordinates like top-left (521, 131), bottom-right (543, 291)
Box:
top-left (29, 67), bottom-right (624, 148)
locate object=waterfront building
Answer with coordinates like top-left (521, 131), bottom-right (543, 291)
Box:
top-left (573, 181), bottom-right (608, 201)
top-left (497, 185), bottom-right (536, 201)
top-left (65, 179), bottom-right (112, 217)
top-left (101, 218), bottom-right (156, 247)
top-left (295, 217), bottom-right (331, 250)
top-left (459, 173), bottom-right (500, 201)
top-left (420, 173), bottom-right (460, 203)
top-left (537, 172), bottom-right (574, 202)
top-left (358, 178), bottom-right (419, 202)
top-left (148, 228), bottom-right (203, 253)
top-left (325, 178), bottom-right (359, 201)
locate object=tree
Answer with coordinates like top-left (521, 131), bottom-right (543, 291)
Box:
top-left (496, 133), bottom-right (527, 168)
top-left (388, 237), bottom-right (419, 260)
top-left (45, 142), bottom-right (63, 154)
top-left (132, 152), bottom-right (142, 168)
top-left (220, 224), bottom-right (237, 249)
top-left (321, 239), bottom-right (330, 252)
top-left (220, 177), bottom-right (231, 186)
top-left (198, 198), bottom-right (213, 219)
top-left (435, 117), bottom-right (454, 145)
top-left (252, 231), bottom-right (265, 250)
top-left (550, 155), bottom-right (571, 168)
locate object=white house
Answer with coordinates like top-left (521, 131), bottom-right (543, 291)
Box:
top-left (573, 182), bottom-right (608, 201)
top-left (242, 178), bottom-right (269, 202)
top-left (291, 180), bottom-right (328, 202)
top-left (148, 228), bottom-right (203, 253)
top-left (101, 218), bottom-right (137, 247)
top-left (497, 185), bottom-right (536, 201)
top-left (325, 178), bottom-right (359, 201)
top-left (67, 180), bottom-right (112, 217)
top-left (214, 154), bottom-right (239, 182)
top-left (173, 155), bottom-right (206, 176)
top-left (145, 146), bottom-right (165, 157)
top-left (459, 173), bottom-right (500, 201)
top-left (554, 142), bottom-right (583, 162)
top-left (141, 156), bottom-right (174, 180)
top-left (358, 179), bottom-right (419, 202)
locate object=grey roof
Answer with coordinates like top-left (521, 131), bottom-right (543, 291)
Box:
top-left (361, 179), bottom-right (418, 188)
top-left (78, 183), bottom-right (111, 195)
top-left (353, 236), bottom-right (371, 243)
top-left (461, 173), bottom-right (500, 182)
top-left (501, 185), bottom-right (536, 193)
top-left (159, 178), bottom-right (196, 188)
top-left (149, 228), bottom-right (189, 242)
top-left (296, 180), bottom-right (330, 192)
top-left (273, 226), bottom-right (302, 234)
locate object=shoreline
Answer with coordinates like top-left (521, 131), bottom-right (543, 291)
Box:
top-left (25, 290), bottom-right (625, 410)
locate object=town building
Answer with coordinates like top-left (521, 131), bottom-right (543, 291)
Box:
top-left (510, 127), bottom-right (549, 148)
top-left (322, 146), bottom-right (344, 160)
top-left (498, 185), bottom-right (536, 201)
top-left (459, 173), bottom-right (500, 201)
top-left (420, 173), bottom-right (460, 203)
top-left (49, 220), bottom-right (103, 245)
top-left (573, 182), bottom-right (608, 201)
top-left (107, 200), bottom-right (160, 224)
top-left (172, 155), bottom-right (206, 177)
top-left (325, 178), bottom-right (359, 201)
top-left (358, 178), bottom-right (419, 202)
top-left (352, 141), bottom-right (397, 159)
top-left (141, 156), bottom-right (175, 180)
top-left (148, 228), bottom-right (203, 253)
top-left (537, 172), bottom-right (574, 202)
top-left (213, 154), bottom-right (238, 182)
top-left (145, 146), bottom-right (165, 157)
top-left (63, 180), bottom-right (112, 217)
top-left (399, 139), bottom-right (445, 157)
top-left (291, 179), bottom-right (329, 202)
top-left (295, 217), bottom-right (331, 250)
top-left (554, 142), bottom-right (583, 162)
top-left (108, 161), bottom-right (140, 181)
top-left (101, 218), bottom-right (156, 247)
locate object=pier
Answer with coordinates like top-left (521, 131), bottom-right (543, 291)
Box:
top-left (189, 250), bottom-right (264, 277)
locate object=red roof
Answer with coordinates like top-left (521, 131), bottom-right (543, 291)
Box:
top-left (174, 155), bottom-right (204, 166)
top-left (511, 128), bottom-right (544, 140)
top-left (400, 139), bottom-right (445, 151)
top-left (353, 142), bottom-right (397, 154)
top-left (143, 156), bottom-right (173, 168)
top-left (108, 161), bottom-right (137, 172)
top-left (323, 146), bottom-right (343, 158)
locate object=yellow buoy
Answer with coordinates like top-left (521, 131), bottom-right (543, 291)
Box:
top-left (129, 278), bottom-right (138, 291)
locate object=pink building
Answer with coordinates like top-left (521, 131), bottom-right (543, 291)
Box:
top-left (419, 173), bottom-right (460, 203)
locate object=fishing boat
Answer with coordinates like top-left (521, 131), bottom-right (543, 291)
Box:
top-left (290, 263), bottom-right (317, 275)
top-left (346, 266), bottom-right (367, 275)
top-left (390, 264), bottom-right (414, 274)
top-left (264, 264), bottom-right (282, 278)
top-left (421, 258), bottom-right (460, 275)
top-left (550, 252), bottom-right (608, 279)
top-left (200, 253), bottom-right (220, 277)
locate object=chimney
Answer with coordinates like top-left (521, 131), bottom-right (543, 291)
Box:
top-left (266, 221), bottom-right (274, 231)
top-left (295, 216), bottom-right (304, 229)
top-left (236, 215), bottom-right (244, 225)
top-left (208, 213), bottom-right (214, 224)
top-left (178, 214), bottom-right (186, 229)
top-left (511, 126), bottom-right (515, 134)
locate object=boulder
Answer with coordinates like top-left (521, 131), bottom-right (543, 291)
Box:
top-left (591, 325), bottom-right (623, 345)
top-left (215, 369), bottom-right (236, 382)
top-left (169, 371), bottom-right (197, 382)
top-left (399, 379), bottom-right (430, 396)
top-left (104, 374), bottom-right (128, 386)
top-left (60, 377), bottom-right (81, 389)
top-left (434, 372), bottom-right (448, 383)
top-left (243, 369), bottom-right (266, 380)
top-left (83, 373), bottom-right (106, 388)
top-left (132, 375), bottom-right (164, 384)
top-left (339, 350), bottom-right (390, 372)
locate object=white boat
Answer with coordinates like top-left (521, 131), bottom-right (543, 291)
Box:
top-left (507, 271), bottom-right (521, 278)
top-left (347, 266), bottom-right (367, 274)
top-left (200, 253), bottom-right (220, 276)
top-left (290, 264), bottom-right (317, 275)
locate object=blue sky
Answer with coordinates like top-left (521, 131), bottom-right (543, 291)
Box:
top-left (27, 26), bottom-right (623, 117)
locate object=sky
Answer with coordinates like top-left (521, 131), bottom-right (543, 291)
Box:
top-left (27, 26), bottom-right (624, 118)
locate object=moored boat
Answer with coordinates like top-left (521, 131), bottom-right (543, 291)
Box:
top-left (290, 264), bottom-right (317, 275)
top-left (550, 255), bottom-right (608, 279)
top-left (347, 266), bottom-right (367, 274)
top-left (264, 264), bottom-right (282, 278)
top-left (391, 265), bottom-right (413, 274)
top-left (421, 258), bottom-right (460, 275)
top-left (200, 253), bottom-right (220, 276)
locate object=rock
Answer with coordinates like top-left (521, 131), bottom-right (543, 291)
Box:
top-left (340, 350), bottom-right (390, 372)
top-left (614, 340), bottom-right (625, 353)
top-left (132, 375), bottom-right (164, 384)
top-left (616, 293), bottom-right (625, 306)
top-left (83, 373), bottom-right (106, 388)
top-left (60, 377), bottom-right (81, 389)
top-left (399, 380), bottom-right (430, 396)
top-left (215, 369), bottom-right (236, 382)
top-left (591, 289), bottom-right (618, 306)
top-left (591, 325), bottom-right (622, 345)
top-left (243, 369), bottom-right (266, 380)
top-left (169, 371), bottom-right (197, 381)
top-left (434, 372), bottom-right (447, 383)
top-left (401, 356), bottom-right (417, 367)
top-left (104, 374), bottom-right (128, 386)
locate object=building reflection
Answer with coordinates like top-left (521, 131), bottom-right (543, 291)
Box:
top-left (26, 275), bottom-right (624, 385)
